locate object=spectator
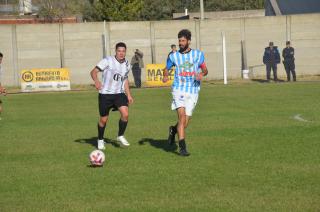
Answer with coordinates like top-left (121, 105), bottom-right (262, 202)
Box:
top-left (263, 42), bottom-right (280, 82)
top-left (168, 44), bottom-right (177, 57)
top-left (130, 49), bottom-right (144, 88)
top-left (282, 41), bottom-right (296, 82)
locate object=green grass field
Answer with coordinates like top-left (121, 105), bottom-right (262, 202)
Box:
top-left (0, 82), bottom-right (320, 211)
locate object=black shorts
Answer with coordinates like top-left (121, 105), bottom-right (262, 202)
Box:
top-left (98, 93), bottom-right (128, 117)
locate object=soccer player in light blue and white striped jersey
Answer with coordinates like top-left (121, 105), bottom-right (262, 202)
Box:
top-left (163, 29), bottom-right (208, 156)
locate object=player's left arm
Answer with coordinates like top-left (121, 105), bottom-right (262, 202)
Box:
top-left (196, 52), bottom-right (208, 81)
top-left (124, 79), bottom-right (133, 104)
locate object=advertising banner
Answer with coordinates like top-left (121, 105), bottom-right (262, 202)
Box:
top-left (145, 64), bottom-right (175, 87)
top-left (21, 68), bottom-right (71, 92)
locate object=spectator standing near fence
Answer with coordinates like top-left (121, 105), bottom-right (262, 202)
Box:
top-left (168, 44), bottom-right (177, 57)
top-left (263, 42), bottom-right (280, 82)
top-left (282, 41), bottom-right (296, 82)
top-left (130, 49), bottom-right (144, 88)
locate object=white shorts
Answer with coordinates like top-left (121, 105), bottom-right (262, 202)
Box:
top-left (171, 90), bottom-right (199, 116)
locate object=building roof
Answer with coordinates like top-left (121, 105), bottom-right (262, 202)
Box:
top-left (265, 0), bottom-right (320, 16)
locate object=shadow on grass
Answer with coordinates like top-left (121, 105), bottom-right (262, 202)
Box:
top-left (138, 138), bottom-right (179, 155)
top-left (74, 137), bottom-right (120, 148)
top-left (251, 79), bottom-right (286, 83)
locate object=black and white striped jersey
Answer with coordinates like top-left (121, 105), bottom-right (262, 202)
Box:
top-left (96, 56), bottom-right (130, 94)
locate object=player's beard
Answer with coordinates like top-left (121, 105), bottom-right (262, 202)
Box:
top-left (179, 44), bottom-right (189, 53)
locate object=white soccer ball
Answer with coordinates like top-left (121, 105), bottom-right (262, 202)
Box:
top-left (89, 150), bottom-right (105, 166)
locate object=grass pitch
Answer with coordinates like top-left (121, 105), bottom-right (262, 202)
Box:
top-left (0, 82), bottom-right (320, 211)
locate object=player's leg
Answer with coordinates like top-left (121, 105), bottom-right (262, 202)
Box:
top-left (176, 107), bottom-right (190, 156)
top-left (168, 91), bottom-right (183, 145)
top-left (116, 94), bottom-right (130, 146)
top-left (97, 94), bottom-right (112, 150)
top-left (168, 123), bottom-right (178, 145)
top-left (98, 116), bottom-right (109, 139)
top-left (185, 116), bottom-right (191, 128)
top-left (177, 107), bottom-right (186, 140)
top-left (178, 93), bottom-right (199, 156)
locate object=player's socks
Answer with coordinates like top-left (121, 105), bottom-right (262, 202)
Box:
top-left (168, 124), bottom-right (178, 145)
top-left (98, 123), bottom-right (106, 140)
top-left (178, 139), bottom-right (190, 156)
top-left (172, 124), bottom-right (177, 133)
top-left (118, 119), bottom-right (128, 136)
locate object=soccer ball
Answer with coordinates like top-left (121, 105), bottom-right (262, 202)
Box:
top-left (89, 150), bottom-right (105, 166)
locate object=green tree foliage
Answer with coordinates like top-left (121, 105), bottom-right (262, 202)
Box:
top-left (36, 0), bottom-right (89, 21)
top-left (203, 0), bottom-right (264, 11)
top-left (36, 0), bottom-right (265, 22)
top-left (139, 0), bottom-right (264, 21)
top-left (91, 0), bottom-right (143, 21)
top-left (140, 0), bottom-right (183, 20)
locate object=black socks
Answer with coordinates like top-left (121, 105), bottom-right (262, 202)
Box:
top-left (178, 139), bottom-right (186, 150)
top-left (98, 119), bottom-right (128, 139)
top-left (118, 119), bottom-right (128, 136)
top-left (172, 123), bottom-right (178, 134)
top-left (98, 123), bottom-right (106, 140)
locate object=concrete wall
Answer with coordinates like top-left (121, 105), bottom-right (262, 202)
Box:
top-left (173, 9), bottom-right (265, 19)
top-left (0, 13), bottom-right (320, 86)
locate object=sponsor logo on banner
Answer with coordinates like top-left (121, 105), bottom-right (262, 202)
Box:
top-left (146, 64), bottom-right (175, 87)
top-left (20, 68), bottom-right (71, 92)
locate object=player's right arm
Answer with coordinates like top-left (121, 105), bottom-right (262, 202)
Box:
top-left (90, 67), bottom-right (102, 90)
top-left (91, 58), bottom-right (108, 90)
top-left (162, 54), bottom-right (174, 83)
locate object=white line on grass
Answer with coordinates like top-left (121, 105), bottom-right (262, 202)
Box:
top-left (293, 114), bottom-right (309, 122)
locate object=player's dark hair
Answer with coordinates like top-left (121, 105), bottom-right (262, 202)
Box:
top-left (115, 42), bottom-right (127, 50)
top-left (178, 29), bottom-right (191, 40)
top-left (0, 52), bottom-right (3, 57)
top-left (171, 44), bottom-right (176, 48)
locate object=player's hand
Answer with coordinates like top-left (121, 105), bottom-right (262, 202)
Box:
top-left (162, 75), bottom-right (169, 83)
top-left (94, 81), bottom-right (102, 90)
top-left (196, 72), bottom-right (204, 81)
top-left (127, 95), bottom-right (134, 105)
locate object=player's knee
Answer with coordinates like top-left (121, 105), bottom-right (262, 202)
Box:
top-left (179, 117), bottom-right (185, 125)
top-left (121, 113), bottom-right (129, 121)
top-left (99, 117), bottom-right (108, 125)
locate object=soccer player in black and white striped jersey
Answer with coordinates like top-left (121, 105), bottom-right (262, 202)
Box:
top-left (90, 42), bottom-right (134, 150)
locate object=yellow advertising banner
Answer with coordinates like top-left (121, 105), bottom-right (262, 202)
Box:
top-left (20, 68), bottom-right (71, 92)
top-left (145, 64), bottom-right (175, 87)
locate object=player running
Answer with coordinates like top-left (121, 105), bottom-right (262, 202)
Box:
top-left (90, 42), bottom-right (133, 150)
top-left (162, 29), bottom-right (208, 156)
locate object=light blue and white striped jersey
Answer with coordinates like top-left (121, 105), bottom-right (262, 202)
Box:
top-left (166, 49), bottom-right (205, 94)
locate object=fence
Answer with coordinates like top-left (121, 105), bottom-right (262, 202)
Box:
top-left (0, 13), bottom-right (320, 86)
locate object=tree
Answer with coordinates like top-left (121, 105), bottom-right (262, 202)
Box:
top-left (92, 0), bottom-right (143, 21)
top-left (36, 0), bottom-right (90, 21)
top-left (140, 0), bottom-right (177, 20)
top-left (35, 0), bottom-right (265, 22)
